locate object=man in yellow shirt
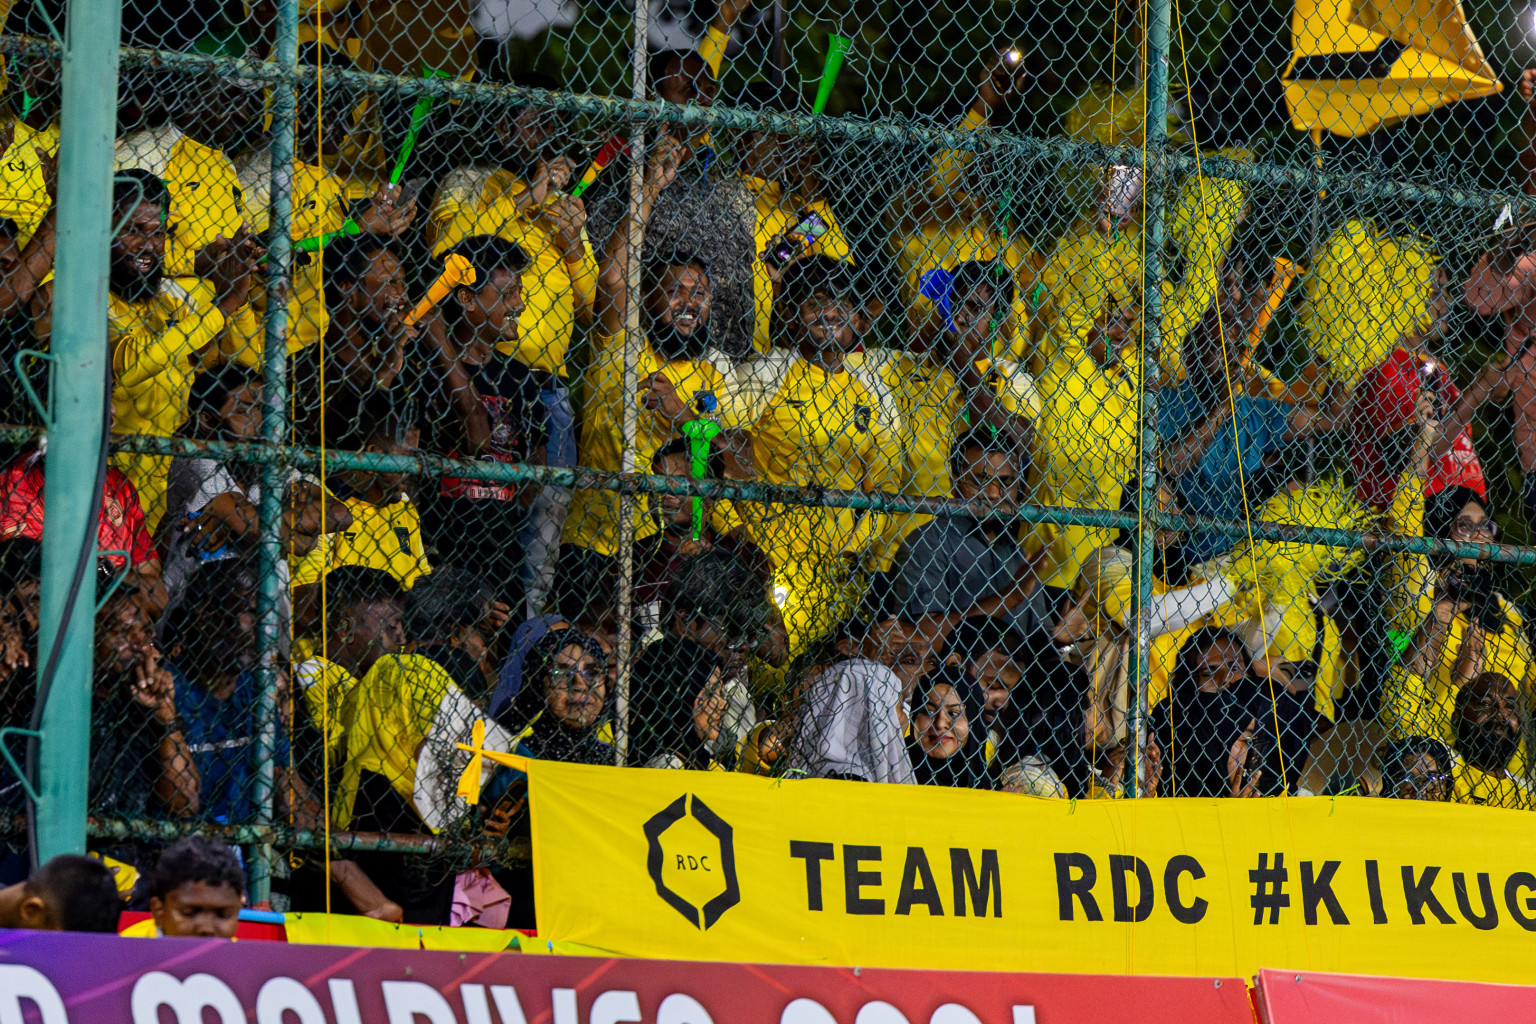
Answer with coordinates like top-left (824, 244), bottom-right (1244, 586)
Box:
top-left (114, 70), bottom-right (263, 279)
top-left (731, 255), bottom-right (902, 657)
top-left (230, 73), bottom-right (416, 364)
top-left (561, 135), bottom-right (745, 584)
top-left (889, 48), bottom-right (1036, 359)
top-left (94, 170), bottom-right (256, 532)
top-left (1448, 672), bottom-right (1535, 810)
top-left (427, 71), bottom-right (594, 613)
top-left (292, 565), bottom-right (405, 773)
top-left (290, 395), bottom-right (432, 595)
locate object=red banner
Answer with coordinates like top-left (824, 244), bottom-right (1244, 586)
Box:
top-left (1255, 969), bottom-right (1536, 1023)
top-left (0, 929), bottom-right (1252, 1024)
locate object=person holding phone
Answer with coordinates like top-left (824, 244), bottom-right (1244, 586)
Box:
top-left (731, 82), bottom-right (856, 355)
top-left (230, 64), bottom-right (418, 365)
top-left (889, 48), bottom-right (1038, 359)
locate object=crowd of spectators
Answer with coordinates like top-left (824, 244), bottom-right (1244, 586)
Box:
top-left (2, 2), bottom-right (1536, 933)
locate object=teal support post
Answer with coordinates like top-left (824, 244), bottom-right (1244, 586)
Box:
top-left (1131, 0), bottom-right (1174, 798)
top-left (33, 0), bottom-right (122, 860)
top-left (249, 0), bottom-right (299, 905)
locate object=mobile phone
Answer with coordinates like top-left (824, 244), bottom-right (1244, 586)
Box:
top-left (1420, 360), bottom-right (1447, 420)
top-left (397, 176), bottom-right (429, 207)
top-left (1104, 165), bottom-right (1143, 221)
top-left (185, 509), bottom-right (233, 563)
top-left (763, 210), bottom-right (829, 269)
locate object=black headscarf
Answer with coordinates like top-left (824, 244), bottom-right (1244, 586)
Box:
top-left (516, 628), bottom-right (613, 766)
top-left (907, 665), bottom-right (995, 789)
top-left (628, 634), bottom-right (722, 769)
top-left (1148, 627), bottom-right (1273, 798)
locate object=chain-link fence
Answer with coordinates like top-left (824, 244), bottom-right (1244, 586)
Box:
top-left (1, 0), bottom-right (1536, 927)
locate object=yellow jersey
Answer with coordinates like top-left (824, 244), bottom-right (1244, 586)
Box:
top-left (847, 347), bottom-right (1041, 569)
top-left (0, 118), bottom-right (56, 245)
top-left (429, 164), bottom-right (597, 376)
top-left (292, 654), bottom-right (360, 763)
top-left (108, 277), bottom-right (231, 531)
top-left (733, 351), bottom-right (902, 568)
top-left (227, 155), bottom-right (351, 361)
top-left (563, 331), bottom-right (743, 557)
top-left (1031, 317), bottom-right (1142, 591)
top-left (115, 125), bottom-right (248, 278)
top-left (1033, 165), bottom-right (1247, 378)
top-left (740, 174), bottom-right (852, 354)
top-left (290, 493), bottom-right (432, 590)
top-left (1451, 761), bottom-right (1535, 811)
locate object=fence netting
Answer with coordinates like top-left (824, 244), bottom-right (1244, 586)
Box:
top-left (1, 0), bottom-right (1535, 926)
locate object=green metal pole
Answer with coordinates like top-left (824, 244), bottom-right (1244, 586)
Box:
top-left (1132, 0), bottom-right (1174, 798)
top-left (33, 0), bottom-right (122, 861)
top-left (249, 0), bottom-right (299, 906)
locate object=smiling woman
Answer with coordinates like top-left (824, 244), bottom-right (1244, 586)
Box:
top-left (907, 663), bottom-right (995, 789)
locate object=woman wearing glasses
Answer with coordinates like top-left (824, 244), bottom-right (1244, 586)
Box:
top-left (1380, 394), bottom-right (1535, 792)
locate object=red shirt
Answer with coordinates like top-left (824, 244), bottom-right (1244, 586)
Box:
top-left (0, 451), bottom-right (156, 567)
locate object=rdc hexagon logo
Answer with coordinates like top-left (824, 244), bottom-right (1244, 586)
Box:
top-left (644, 794), bottom-right (740, 929)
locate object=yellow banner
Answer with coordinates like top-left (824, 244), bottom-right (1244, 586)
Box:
top-left (528, 762), bottom-right (1536, 984)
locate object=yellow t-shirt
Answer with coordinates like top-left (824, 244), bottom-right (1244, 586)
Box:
top-left (1031, 323), bottom-right (1141, 590)
top-left (292, 654), bottom-right (361, 762)
top-left (733, 352), bottom-right (902, 569)
top-left (115, 125), bottom-right (247, 278)
top-left (1033, 166), bottom-right (1247, 379)
top-left (333, 652), bottom-right (455, 829)
top-left (108, 277), bottom-right (231, 531)
top-left (0, 118), bottom-right (56, 246)
top-left (227, 156), bottom-right (350, 361)
top-left (109, 278), bottom-right (230, 437)
top-left (429, 164), bottom-right (598, 376)
top-left (562, 332), bottom-right (742, 557)
top-left (1453, 760), bottom-right (1535, 810)
top-left (740, 175), bottom-right (853, 354)
top-left (291, 493), bottom-right (432, 590)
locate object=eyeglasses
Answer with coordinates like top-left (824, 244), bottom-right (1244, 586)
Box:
top-left (1452, 517), bottom-right (1497, 539)
top-left (547, 664), bottom-right (604, 692)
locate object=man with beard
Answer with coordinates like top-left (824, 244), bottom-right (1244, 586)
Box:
top-left (1157, 267), bottom-right (1341, 563)
top-left (889, 428), bottom-right (1045, 647)
top-left (89, 587), bottom-right (200, 820)
top-left (231, 66), bottom-right (416, 364)
top-left (162, 561), bottom-right (313, 825)
top-left (560, 135), bottom-right (748, 581)
top-left (114, 68), bottom-right (263, 279)
top-left (427, 76), bottom-right (591, 612)
top-left (1449, 672), bottom-right (1535, 809)
top-left (69, 169), bottom-right (257, 533)
top-left (730, 254), bottom-right (901, 660)
top-left (853, 260), bottom-right (1039, 569)
top-left (583, 0), bottom-right (756, 359)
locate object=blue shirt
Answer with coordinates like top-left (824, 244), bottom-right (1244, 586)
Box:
top-left (1158, 380), bottom-right (1291, 561)
top-left (175, 664), bottom-right (290, 824)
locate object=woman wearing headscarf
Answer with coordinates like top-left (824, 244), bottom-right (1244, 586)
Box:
top-left (510, 628), bottom-right (614, 766)
top-left (907, 665), bottom-right (996, 789)
top-left (1380, 398), bottom-right (1534, 781)
top-left (1146, 626), bottom-right (1274, 798)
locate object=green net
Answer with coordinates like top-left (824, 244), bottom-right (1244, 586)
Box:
top-left (1, 0), bottom-right (1535, 924)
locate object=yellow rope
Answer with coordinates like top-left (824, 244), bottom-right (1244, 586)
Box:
top-left (1169, 0), bottom-right (1288, 790)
